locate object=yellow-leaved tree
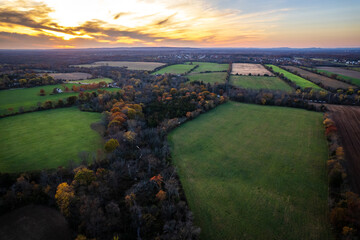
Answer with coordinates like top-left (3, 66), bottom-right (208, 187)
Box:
top-left (55, 182), bottom-right (75, 217)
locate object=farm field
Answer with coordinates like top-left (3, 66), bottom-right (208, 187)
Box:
top-left (152, 64), bottom-right (195, 75)
top-left (282, 66), bottom-right (354, 90)
top-left (232, 63), bottom-right (274, 76)
top-left (66, 78), bottom-right (113, 84)
top-left (317, 67), bottom-right (360, 79)
top-left (71, 61), bottom-right (165, 71)
top-left (169, 102), bottom-right (332, 240)
top-left (347, 67), bottom-right (360, 72)
top-left (0, 83), bottom-right (119, 115)
top-left (48, 72), bottom-right (92, 80)
top-left (0, 107), bottom-right (102, 173)
top-left (187, 72), bottom-right (227, 84)
top-left (230, 75), bottom-right (293, 91)
top-left (267, 65), bottom-right (324, 90)
top-left (314, 68), bottom-right (360, 87)
top-left (327, 105), bottom-right (360, 193)
top-left (186, 62), bottom-right (229, 73)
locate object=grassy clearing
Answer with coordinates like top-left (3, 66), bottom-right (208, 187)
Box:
top-left (0, 108), bottom-right (102, 173)
top-left (267, 65), bottom-right (324, 90)
top-left (230, 75), bottom-right (293, 91)
top-left (186, 62), bottom-right (229, 73)
top-left (187, 72), bottom-right (227, 84)
top-left (152, 64), bottom-right (195, 75)
top-left (315, 69), bottom-right (360, 87)
top-left (0, 84), bottom-right (119, 115)
top-left (169, 102), bottom-right (332, 240)
top-left (71, 61), bottom-right (165, 71)
top-left (66, 78), bottom-right (113, 84)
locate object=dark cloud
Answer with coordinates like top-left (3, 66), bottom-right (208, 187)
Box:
top-left (0, 5), bottom-right (76, 36)
top-left (0, 6), bottom-right (55, 30)
top-left (113, 12), bottom-right (131, 20)
top-left (71, 20), bottom-right (164, 42)
top-left (156, 13), bottom-right (177, 25)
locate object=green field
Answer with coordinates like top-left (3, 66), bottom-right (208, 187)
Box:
top-left (71, 61), bottom-right (165, 71)
top-left (0, 84), bottom-right (119, 115)
top-left (187, 72), bottom-right (227, 84)
top-left (0, 108), bottom-right (102, 173)
top-left (315, 69), bottom-right (360, 87)
top-left (169, 102), bottom-right (332, 240)
top-left (267, 65), bottom-right (324, 90)
top-left (186, 62), bottom-right (229, 73)
top-left (230, 75), bottom-right (293, 91)
top-left (152, 64), bottom-right (196, 75)
top-left (66, 78), bottom-right (113, 84)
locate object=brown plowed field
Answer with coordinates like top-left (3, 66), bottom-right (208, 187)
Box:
top-left (327, 105), bottom-right (360, 193)
top-left (318, 67), bottom-right (360, 79)
top-left (231, 63), bottom-right (274, 76)
top-left (282, 66), bottom-right (354, 89)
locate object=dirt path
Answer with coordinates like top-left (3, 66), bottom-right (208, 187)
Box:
top-left (0, 205), bottom-right (72, 240)
top-left (327, 105), bottom-right (360, 193)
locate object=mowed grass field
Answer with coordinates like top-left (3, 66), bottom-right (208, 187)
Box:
top-left (314, 68), bottom-right (360, 87)
top-left (169, 102), bottom-right (332, 240)
top-left (230, 75), bottom-right (293, 91)
top-left (348, 67), bottom-right (360, 72)
top-left (282, 66), bottom-right (354, 90)
top-left (66, 78), bottom-right (113, 84)
top-left (152, 64), bottom-right (196, 75)
top-left (0, 108), bottom-right (102, 173)
top-left (71, 61), bottom-right (165, 71)
top-left (187, 72), bottom-right (227, 84)
top-left (0, 83), bottom-right (119, 115)
top-left (267, 65), bottom-right (324, 91)
top-left (49, 72), bottom-right (92, 80)
top-left (186, 62), bottom-right (229, 73)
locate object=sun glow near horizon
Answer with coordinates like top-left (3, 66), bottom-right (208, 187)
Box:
top-left (0, 0), bottom-right (359, 49)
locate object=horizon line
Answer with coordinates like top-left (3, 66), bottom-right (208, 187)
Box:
top-left (1, 46), bottom-right (360, 51)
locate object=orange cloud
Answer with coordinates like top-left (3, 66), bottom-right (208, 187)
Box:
top-left (0, 0), bottom-right (357, 48)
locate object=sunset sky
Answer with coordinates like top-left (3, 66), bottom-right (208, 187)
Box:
top-left (0, 0), bottom-right (359, 49)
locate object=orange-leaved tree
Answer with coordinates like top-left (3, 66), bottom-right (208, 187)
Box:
top-left (55, 182), bottom-right (75, 217)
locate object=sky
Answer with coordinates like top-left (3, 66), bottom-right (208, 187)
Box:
top-left (0, 0), bottom-right (359, 49)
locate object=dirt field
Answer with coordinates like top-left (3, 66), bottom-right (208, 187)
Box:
top-left (0, 205), bottom-right (72, 240)
top-left (49, 72), bottom-right (92, 80)
top-left (231, 63), bottom-right (274, 76)
top-left (282, 66), bottom-right (354, 89)
top-left (73, 61), bottom-right (165, 71)
top-left (317, 67), bottom-right (360, 79)
top-left (327, 105), bottom-right (360, 193)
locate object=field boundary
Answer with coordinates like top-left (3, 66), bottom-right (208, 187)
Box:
top-left (323, 109), bottom-right (360, 238)
top-left (282, 66), bottom-right (353, 92)
top-left (266, 65), bottom-right (324, 91)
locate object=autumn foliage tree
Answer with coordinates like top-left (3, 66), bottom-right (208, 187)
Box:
top-left (104, 138), bottom-right (119, 152)
top-left (39, 89), bottom-right (45, 96)
top-left (55, 182), bottom-right (75, 217)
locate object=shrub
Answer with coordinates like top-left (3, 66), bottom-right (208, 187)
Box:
top-left (104, 138), bottom-right (119, 152)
